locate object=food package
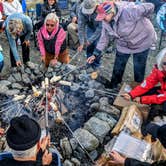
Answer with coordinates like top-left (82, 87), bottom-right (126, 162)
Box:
top-left (112, 105), bottom-right (143, 135)
top-left (105, 132), bottom-right (152, 162)
top-left (152, 140), bottom-right (166, 161)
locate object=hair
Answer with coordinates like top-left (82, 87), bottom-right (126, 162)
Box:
top-left (9, 144), bottom-right (38, 158)
top-left (44, 13), bottom-right (59, 25)
top-left (8, 19), bottom-right (23, 39)
top-left (156, 47), bottom-right (166, 70)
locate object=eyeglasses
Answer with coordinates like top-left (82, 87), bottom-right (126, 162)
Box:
top-left (46, 23), bottom-right (55, 27)
top-left (162, 62), bottom-right (166, 66)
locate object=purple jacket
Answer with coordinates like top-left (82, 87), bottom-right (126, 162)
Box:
top-left (95, 2), bottom-right (157, 54)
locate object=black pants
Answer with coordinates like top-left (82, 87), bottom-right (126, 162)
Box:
top-left (110, 49), bottom-right (149, 89)
top-left (10, 35), bottom-right (30, 67)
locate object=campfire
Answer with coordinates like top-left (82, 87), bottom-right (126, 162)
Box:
top-left (0, 61), bottom-right (120, 165)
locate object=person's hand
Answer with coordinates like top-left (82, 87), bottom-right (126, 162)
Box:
top-left (77, 45), bottom-right (84, 52)
top-left (0, 128), bottom-right (4, 136)
top-left (50, 58), bottom-right (57, 66)
top-left (41, 56), bottom-right (46, 63)
top-left (23, 40), bottom-right (30, 47)
top-left (122, 93), bottom-right (131, 100)
top-left (72, 16), bottom-right (77, 23)
top-left (16, 60), bottom-right (22, 67)
top-left (42, 149), bottom-right (52, 165)
top-left (133, 97), bottom-right (141, 104)
top-left (87, 55), bottom-right (96, 64)
top-left (40, 135), bottom-right (50, 152)
top-left (109, 151), bottom-right (126, 164)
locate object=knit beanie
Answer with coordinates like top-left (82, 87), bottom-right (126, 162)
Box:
top-left (96, 1), bottom-right (116, 21)
top-left (6, 115), bottom-right (41, 151)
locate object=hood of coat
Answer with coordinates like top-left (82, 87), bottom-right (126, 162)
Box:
top-left (156, 47), bottom-right (166, 71)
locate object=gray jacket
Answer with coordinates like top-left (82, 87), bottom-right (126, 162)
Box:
top-left (78, 6), bottom-right (102, 45)
top-left (94, 1), bottom-right (157, 55)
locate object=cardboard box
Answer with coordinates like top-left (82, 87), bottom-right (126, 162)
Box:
top-left (113, 83), bottom-right (150, 120)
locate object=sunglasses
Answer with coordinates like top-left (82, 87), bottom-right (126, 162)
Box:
top-left (163, 62), bottom-right (166, 66)
top-left (46, 23), bottom-right (55, 27)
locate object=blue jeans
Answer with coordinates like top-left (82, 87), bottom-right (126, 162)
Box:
top-left (110, 49), bottom-right (149, 88)
top-left (86, 27), bottom-right (101, 68)
top-left (0, 61), bottom-right (4, 72)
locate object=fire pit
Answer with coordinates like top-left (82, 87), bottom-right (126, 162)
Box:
top-left (0, 61), bottom-right (120, 165)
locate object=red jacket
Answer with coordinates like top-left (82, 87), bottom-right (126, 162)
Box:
top-left (130, 66), bottom-right (166, 104)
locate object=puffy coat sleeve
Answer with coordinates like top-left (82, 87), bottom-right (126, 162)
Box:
top-left (125, 3), bottom-right (154, 21)
top-left (130, 67), bottom-right (159, 99)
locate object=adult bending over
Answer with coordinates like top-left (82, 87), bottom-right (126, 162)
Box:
top-left (87, 1), bottom-right (157, 88)
top-left (4, 13), bottom-right (32, 67)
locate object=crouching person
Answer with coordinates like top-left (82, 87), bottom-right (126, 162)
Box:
top-left (0, 115), bottom-right (54, 166)
top-left (123, 48), bottom-right (166, 121)
top-left (37, 13), bottom-right (70, 68)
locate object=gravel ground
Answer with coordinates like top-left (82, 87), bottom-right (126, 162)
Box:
top-left (0, 28), bottom-right (165, 84)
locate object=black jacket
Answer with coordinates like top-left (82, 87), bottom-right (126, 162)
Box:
top-left (125, 158), bottom-right (166, 166)
top-left (41, 2), bottom-right (61, 20)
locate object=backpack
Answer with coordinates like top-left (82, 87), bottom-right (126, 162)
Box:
top-left (156, 3), bottom-right (166, 32)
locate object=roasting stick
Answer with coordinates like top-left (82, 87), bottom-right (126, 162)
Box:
top-left (45, 77), bottom-right (49, 136)
top-left (50, 103), bottom-right (95, 164)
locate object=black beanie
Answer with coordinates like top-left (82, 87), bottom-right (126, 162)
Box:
top-left (6, 115), bottom-right (41, 151)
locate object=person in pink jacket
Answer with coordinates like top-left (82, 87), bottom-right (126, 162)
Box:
top-left (37, 13), bottom-right (70, 68)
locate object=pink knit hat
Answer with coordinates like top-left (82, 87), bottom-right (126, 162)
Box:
top-left (96, 1), bottom-right (115, 21)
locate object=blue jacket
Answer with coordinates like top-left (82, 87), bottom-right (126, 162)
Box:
top-left (78, 7), bottom-right (102, 45)
top-left (5, 13), bottom-right (32, 61)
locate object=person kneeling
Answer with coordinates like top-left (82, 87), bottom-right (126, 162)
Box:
top-left (37, 13), bottom-right (70, 68)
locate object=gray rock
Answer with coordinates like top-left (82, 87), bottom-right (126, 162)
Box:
top-left (0, 85), bottom-right (8, 94)
top-left (24, 67), bottom-right (32, 74)
top-left (78, 74), bottom-right (88, 81)
top-left (70, 138), bottom-right (78, 150)
top-left (0, 80), bottom-right (11, 87)
top-left (88, 80), bottom-right (102, 89)
top-left (67, 74), bottom-right (74, 82)
top-left (12, 73), bottom-right (22, 82)
top-left (6, 89), bottom-right (20, 96)
top-left (71, 158), bottom-right (81, 166)
top-left (90, 103), bottom-right (100, 111)
top-left (84, 117), bottom-right (110, 143)
top-left (22, 74), bottom-right (31, 84)
top-left (74, 128), bottom-right (99, 151)
top-left (95, 112), bottom-right (117, 128)
top-left (99, 105), bottom-right (121, 119)
top-left (47, 67), bottom-right (54, 73)
top-left (85, 90), bottom-right (94, 98)
top-left (54, 62), bottom-right (62, 69)
top-left (80, 70), bottom-right (87, 75)
top-left (70, 83), bottom-right (80, 91)
top-left (8, 75), bottom-right (16, 83)
top-left (66, 64), bottom-right (76, 71)
top-left (12, 83), bottom-right (23, 90)
top-left (30, 73), bottom-right (36, 80)
top-left (89, 150), bottom-right (98, 160)
top-left (63, 160), bottom-right (74, 166)
top-left (60, 137), bottom-right (72, 159)
top-left (26, 62), bottom-right (38, 70)
top-left (34, 69), bottom-right (40, 75)
top-left (99, 97), bottom-right (109, 105)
